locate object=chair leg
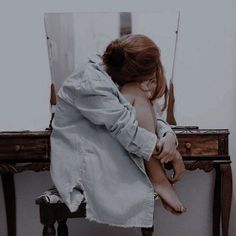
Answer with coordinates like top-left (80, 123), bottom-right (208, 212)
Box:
top-left (40, 204), bottom-right (56, 236)
top-left (43, 223), bottom-right (56, 236)
top-left (141, 226), bottom-right (154, 236)
top-left (57, 219), bottom-right (69, 236)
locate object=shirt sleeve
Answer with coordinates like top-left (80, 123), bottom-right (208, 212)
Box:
top-left (72, 77), bottom-right (157, 161)
top-left (155, 115), bottom-right (178, 146)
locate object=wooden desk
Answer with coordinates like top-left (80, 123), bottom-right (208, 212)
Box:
top-left (0, 128), bottom-right (232, 236)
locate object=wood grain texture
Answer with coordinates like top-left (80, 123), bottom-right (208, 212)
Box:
top-left (177, 135), bottom-right (219, 155)
top-left (0, 131), bottom-right (51, 161)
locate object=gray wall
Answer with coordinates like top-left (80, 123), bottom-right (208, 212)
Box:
top-left (0, 0), bottom-right (235, 236)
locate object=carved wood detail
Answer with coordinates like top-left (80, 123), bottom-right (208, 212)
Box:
top-left (0, 163), bottom-right (49, 174)
top-left (184, 161), bottom-right (214, 172)
top-left (0, 161), bottom-right (220, 174)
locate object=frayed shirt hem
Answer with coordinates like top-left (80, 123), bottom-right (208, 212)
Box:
top-left (64, 180), bottom-right (155, 228)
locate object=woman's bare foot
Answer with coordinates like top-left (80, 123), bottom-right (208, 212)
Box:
top-left (160, 196), bottom-right (186, 215)
top-left (152, 177), bottom-right (186, 214)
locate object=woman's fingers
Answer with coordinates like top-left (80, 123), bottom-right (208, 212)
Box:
top-left (169, 170), bottom-right (185, 183)
top-left (158, 147), bottom-right (171, 160)
top-left (155, 139), bottom-right (164, 154)
top-left (160, 154), bottom-right (175, 163)
top-left (156, 135), bottom-right (177, 161)
top-left (159, 148), bottom-right (176, 163)
top-left (170, 152), bottom-right (186, 183)
top-left (155, 143), bottom-right (162, 155)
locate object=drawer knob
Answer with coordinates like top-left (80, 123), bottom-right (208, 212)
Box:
top-left (185, 142), bottom-right (192, 150)
top-left (15, 145), bottom-right (21, 152)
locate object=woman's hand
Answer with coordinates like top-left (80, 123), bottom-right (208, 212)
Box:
top-left (151, 135), bottom-right (185, 183)
top-left (169, 151), bottom-right (186, 183)
top-left (155, 132), bottom-right (177, 163)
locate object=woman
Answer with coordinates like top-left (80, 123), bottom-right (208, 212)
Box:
top-left (106, 34), bottom-right (186, 213)
top-left (50, 34), bottom-right (185, 228)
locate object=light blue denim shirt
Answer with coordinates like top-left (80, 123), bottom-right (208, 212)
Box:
top-left (50, 54), bottom-right (176, 228)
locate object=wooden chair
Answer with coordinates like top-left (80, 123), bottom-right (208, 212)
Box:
top-left (35, 187), bottom-right (154, 236)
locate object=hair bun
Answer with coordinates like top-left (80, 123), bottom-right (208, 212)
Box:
top-left (103, 40), bottom-right (125, 69)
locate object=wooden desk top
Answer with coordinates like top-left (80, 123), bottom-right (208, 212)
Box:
top-left (0, 128), bottom-right (230, 165)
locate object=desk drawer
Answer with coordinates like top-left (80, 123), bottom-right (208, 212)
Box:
top-left (0, 137), bottom-right (50, 161)
top-left (177, 135), bottom-right (219, 156)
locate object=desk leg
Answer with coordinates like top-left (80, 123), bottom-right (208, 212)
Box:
top-left (213, 165), bottom-right (221, 236)
top-left (141, 226), bottom-right (154, 236)
top-left (1, 173), bottom-right (16, 236)
top-left (220, 164), bottom-right (232, 236)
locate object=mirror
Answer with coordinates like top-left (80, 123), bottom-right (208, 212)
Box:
top-left (44, 11), bottom-right (179, 118)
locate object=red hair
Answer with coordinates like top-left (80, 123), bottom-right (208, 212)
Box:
top-left (102, 34), bottom-right (168, 110)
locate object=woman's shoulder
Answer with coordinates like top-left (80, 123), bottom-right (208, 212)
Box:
top-left (120, 82), bottom-right (149, 98)
top-left (119, 83), bottom-right (144, 105)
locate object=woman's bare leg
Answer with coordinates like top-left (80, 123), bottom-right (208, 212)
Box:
top-left (133, 97), bottom-right (186, 213)
top-left (144, 155), bottom-right (186, 213)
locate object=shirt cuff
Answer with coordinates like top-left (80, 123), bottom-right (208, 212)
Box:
top-left (139, 133), bottom-right (157, 161)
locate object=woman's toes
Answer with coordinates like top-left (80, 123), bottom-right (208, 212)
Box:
top-left (182, 206), bottom-right (187, 212)
top-left (177, 206), bottom-right (182, 212)
top-left (176, 204), bottom-right (186, 213)
top-left (179, 206), bottom-right (186, 213)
